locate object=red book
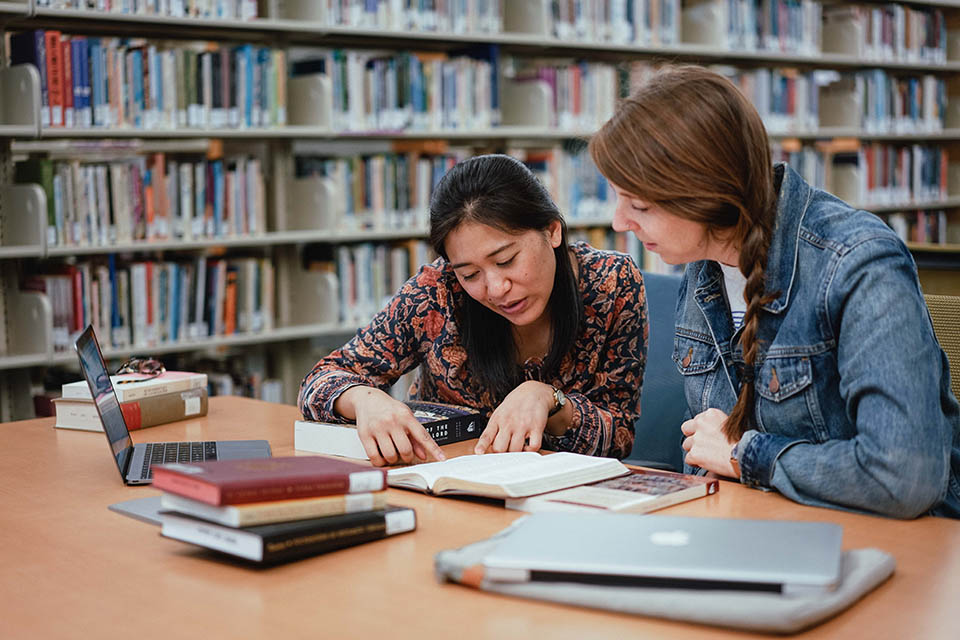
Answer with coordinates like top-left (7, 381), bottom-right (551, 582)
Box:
top-left (61, 38), bottom-right (73, 127)
top-left (152, 456), bottom-right (387, 505)
top-left (44, 30), bottom-right (63, 127)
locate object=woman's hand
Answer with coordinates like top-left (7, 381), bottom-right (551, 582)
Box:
top-left (475, 381), bottom-right (555, 454)
top-left (681, 408), bottom-right (739, 478)
top-left (338, 386), bottom-right (446, 467)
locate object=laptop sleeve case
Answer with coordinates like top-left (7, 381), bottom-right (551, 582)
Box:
top-left (434, 520), bottom-right (895, 635)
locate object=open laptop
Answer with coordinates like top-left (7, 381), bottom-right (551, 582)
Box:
top-left (75, 325), bottom-right (271, 485)
top-left (481, 513), bottom-right (843, 597)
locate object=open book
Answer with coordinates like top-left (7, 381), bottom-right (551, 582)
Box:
top-left (505, 468), bottom-right (719, 514)
top-left (386, 452), bottom-right (630, 499)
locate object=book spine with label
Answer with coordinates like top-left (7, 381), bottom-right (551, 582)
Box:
top-left (54, 387), bottom-right (208, 432)
top-left (160, 490), bottom-right (389, 528)
top-left (152, 466), bottom-right (387, 505)
top-left (160, 506), bottom-right (416, 564)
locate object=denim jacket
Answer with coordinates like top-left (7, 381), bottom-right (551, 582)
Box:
top-left (675, 164), bottom-right (960, 519)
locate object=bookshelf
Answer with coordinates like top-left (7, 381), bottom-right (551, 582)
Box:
top-left (2, 0), bottom-right (960, 421)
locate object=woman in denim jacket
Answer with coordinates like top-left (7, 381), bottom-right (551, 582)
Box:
top-left (590, 65), bottom-right (960, 518)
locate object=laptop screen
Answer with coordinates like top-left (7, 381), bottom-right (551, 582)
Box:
top-left (75, 326), bottom-right (133, 478)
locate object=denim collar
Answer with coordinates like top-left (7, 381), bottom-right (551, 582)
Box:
top-left (693, 163), bottom-right (810, 315)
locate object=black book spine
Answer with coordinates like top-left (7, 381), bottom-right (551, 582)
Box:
top-left (258, 509), bottom-right (398, 564)
top-left (421, 414), bottom-right (486, 445)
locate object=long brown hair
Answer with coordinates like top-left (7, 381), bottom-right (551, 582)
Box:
top-left (589, 65), bottom-right (777, 439)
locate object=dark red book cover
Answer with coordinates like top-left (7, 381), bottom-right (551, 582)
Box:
top-left (152, 456), bottom-right (387, 505)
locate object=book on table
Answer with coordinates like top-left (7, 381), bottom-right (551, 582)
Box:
top-left (160, 489), bottom-right (390, 527)
top-left (60, 370), bottom-right (207, 402)
top-left (152, 456), bottom-right (387, 505)
top-left (505, 467), bottom-right (719, 514)
top-left (160, 505), bottom-right (417, 565)
top-left (294, 400), bottom-right (486, 459)
top-left (386, 451), bottom-right (630, 499)
top-left (53, 386), bottom-right (208, 432)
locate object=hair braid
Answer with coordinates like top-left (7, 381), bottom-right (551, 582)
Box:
top-left (724, 215), bottom-right (777, 439)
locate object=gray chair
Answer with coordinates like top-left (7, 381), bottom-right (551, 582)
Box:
top-left (624, 271), bottom-right (686, 471)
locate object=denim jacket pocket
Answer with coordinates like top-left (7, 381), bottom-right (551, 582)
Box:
top-left (674, 335), bottom-right (722, 415)
top-left (673, 335), bottom-right (720, 376)
top-left (755, 356), bottom-right (827, 440)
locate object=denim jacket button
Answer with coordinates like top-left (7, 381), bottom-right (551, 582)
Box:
top-left (769, 366), bottom-right (780, 394)
top-left (682, 347), bottom-right (693, 368)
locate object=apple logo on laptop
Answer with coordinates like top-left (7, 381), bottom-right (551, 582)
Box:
top-left (650, 530), bottom-right (691, 547)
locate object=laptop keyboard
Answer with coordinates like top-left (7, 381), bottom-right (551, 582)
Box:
top-left (141, 441), bottom-right (217, 479)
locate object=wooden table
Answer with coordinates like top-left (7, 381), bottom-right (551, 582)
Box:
top-left (1, 396), bottom-right (957, 639)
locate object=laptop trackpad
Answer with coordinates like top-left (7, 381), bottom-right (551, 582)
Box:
top-left (215, 440), bottom-right (272, 460)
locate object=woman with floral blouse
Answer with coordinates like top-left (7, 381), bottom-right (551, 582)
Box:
top-left (298, 154), bottom-right (647, 467)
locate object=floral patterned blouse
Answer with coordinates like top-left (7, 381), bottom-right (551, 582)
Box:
top-left (298, 242), bottom-right (648, 459)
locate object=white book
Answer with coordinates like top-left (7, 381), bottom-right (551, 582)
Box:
top-left (386, 452), bottom-right (630, 499)
top-left (61, 371), bottom-right (208, 402)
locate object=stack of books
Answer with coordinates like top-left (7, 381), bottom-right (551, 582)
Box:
top-left (54, 371), bottom-right (208, 431)
top-left (153, 456), bottom-right (416, 565)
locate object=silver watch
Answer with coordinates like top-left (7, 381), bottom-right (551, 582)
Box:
top-left (548, 386), bottom-right (567, 417)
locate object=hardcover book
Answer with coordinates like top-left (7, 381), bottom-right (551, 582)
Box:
top-left (160, 490), bottom-right (389, 528)
top-left (53, 387), bottom-right (208, 432)
top-left (160, 505), bottom-right (416, 564)
top-left (386, 452), bottom-right (630, 499)
top-left (60, 370), bottom-right (207, 402)
top-left (152, 456), bottom-right (387, 506)
top-left (504, 468), bottom-right (719, 514)
top-left (294, 400), bottom-right (486, 459)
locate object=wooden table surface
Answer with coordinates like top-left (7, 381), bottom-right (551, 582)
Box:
top-left (1, 396), bottom-right (957, 639)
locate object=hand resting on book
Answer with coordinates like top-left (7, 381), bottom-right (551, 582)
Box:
top-left (335, 385), bottom-right (446, 467)
top-left (475, 380), bottom-right (572, 455)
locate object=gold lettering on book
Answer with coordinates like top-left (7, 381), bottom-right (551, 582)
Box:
top-left (264, 523), bottom-right (385, 553)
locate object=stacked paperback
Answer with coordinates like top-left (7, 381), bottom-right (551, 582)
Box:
top-left (153, 456), bottom-right (416, 565)
top-left (54, 371), bottom-right (208, 431)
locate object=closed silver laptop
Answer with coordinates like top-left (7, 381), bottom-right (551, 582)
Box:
top-left (482, 513), bottom-right (843, 596)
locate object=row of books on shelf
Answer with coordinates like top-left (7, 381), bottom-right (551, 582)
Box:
top-left (23, 255), bottom-right (275, 352)
top-left (311, 46), bottom-right (499, 132)
top-left (9, 30), bottom-right (287, 130)
top-left (835, 143), bottom-right (948, 206)
top-left (283, 0), bottom-right (504, 33)
top-left (822, 2), bottom-right (947, 64)
top-left (508, 57), bottom-right (619, 130)
top-left (15, 153), bottom-right (266, 247)
top-left (685, 0), bottom-right (821, 55)
top-left (292, 144), bottom-right (616, 232)
top-left (294, 149), bottom-right (465, 231)
top-left (882, 210), bottom-right (958, 245)
top-left (715, 66), bottom-right (820, 134)
top-left (547, 0), bottom-right (681, 45)
top-left (7, 30), bottom-right (953, 139)
top-left (820, 71), bottom-right (947, 134)
top-left (326, 240), bottom-right (431, 325)
top-left (35, 0), bottom-right (260, 20)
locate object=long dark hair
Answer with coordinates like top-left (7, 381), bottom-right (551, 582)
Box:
top-left (589, 65), bottom-right (778, 439)
top-left (429, 154), bottom-right (583, 402)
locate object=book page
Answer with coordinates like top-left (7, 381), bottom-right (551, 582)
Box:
top-left (388, 452), bottom-right (626, 492)
top-left (387, 452), bottom-right (542, 487)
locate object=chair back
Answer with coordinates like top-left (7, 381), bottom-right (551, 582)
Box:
top-left (924, 294), bottom-right (960, 402)
top-left (625, 271), bottom-right (686, 471)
